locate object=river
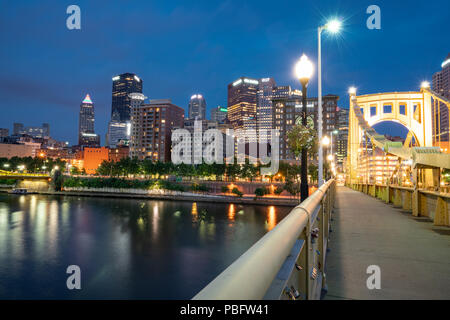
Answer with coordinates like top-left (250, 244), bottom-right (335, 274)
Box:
top-left (0, 193), bottom-right (292, 299)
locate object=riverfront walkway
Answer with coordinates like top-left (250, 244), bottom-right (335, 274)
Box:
top-left (325, 186), bottom-right (450, 300)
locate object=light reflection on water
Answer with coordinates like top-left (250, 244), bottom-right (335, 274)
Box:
top-left (0, 193), bottom-right (291, 299)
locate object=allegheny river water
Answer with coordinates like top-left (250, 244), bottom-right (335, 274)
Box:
top-left (0, 193), bottom-right (291, 299)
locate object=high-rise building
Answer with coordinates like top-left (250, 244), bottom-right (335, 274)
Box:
top-left (111, 73), bottom-right (143, 122)
top-left (257, 78), bottom-right (277, 142)
top-left (210, 106), bottom-right (228, 123)
top-left (188, 94), bottom-right (206, 120)
top-left (432, 53), bottom-right (450, 145)
top-left (272, 89), bottom-right (339, 161)
top-left (78, 94), bottom-right (100, 147)
top-left (0, 128), bottom-right (8, 138)
top-left (336, 108), bottom-right (349, 166)
top-left (130, 99), bottom-right (184, 162)
top-left (227, 77), bottom-right (259, 142)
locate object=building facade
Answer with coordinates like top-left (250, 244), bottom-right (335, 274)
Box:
top-left (336, 108), bottom-right (349, 167)
top-left (0, 128), bottom-right (8, 138)
top-left (210, 106), bottom-right (227, 123)
top-left (227, 77), bottom-right (259, 142)
top-left (106, 110), bottom-right (130, 148)
top-left (129, 99), bottom-right (184, 162)
top-left (273, 89), bottom-right (339, 161)
top-left (12, 123), bottom-right (49, 138)
top-left (78, 94), bottom-right (100, 147)
top-left (188, 94), bottom-right (206, 120)
top-left (257, 78), bottom-right (277, 143)
top-left (432, 53), bottom-right (450, 146)
top-left (112, 73), bottom-right (143, 122)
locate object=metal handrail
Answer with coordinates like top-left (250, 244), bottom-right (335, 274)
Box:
top-left (193, 179), bottom-right (335, 300)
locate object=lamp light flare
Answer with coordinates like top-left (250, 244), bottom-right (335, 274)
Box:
top-left (295, 54), bottom-right (314, 81)
top-left (322, 136), bottom-right (330, 146)
top-left (420, 81), bottom-right (430, 88)
top-left (326, 20), bottom-right (342, 33)
top-left (348, 86), bottom-right (357, 95)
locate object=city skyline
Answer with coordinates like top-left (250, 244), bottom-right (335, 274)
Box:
top-left (0, 0), bottom-right (449, 144)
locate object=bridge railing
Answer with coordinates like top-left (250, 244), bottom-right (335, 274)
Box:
top-left (193, 179), bottom-right (336, 300)
top-left (349, 183), bottom-right (450, 227)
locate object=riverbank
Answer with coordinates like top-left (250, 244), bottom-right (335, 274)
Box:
top-left (39, 190), bottom-right (298, 206)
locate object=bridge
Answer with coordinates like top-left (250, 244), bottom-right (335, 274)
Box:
top-left (192, 85), bottom-right (450, 300)
top-left (0, 169), bottom-right (51, 191)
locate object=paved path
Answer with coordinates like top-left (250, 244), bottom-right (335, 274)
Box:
top-left (325, 186), bottom-right (450, 300)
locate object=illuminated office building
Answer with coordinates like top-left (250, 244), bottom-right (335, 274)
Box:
top-left (188, 94), bottom-right (206, 120)
top-left (111, 73), bottom-right (143, 122)
top-left (78, 94), bottom-right (100, 147)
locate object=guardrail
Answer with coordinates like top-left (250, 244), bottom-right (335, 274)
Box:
top-left (193, 179), bottom-right (336, 300)
top-left (349, 183), bottom-right (450, 227)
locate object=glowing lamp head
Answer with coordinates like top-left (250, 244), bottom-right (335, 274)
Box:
top-left (348, 86), bottom-right (357, 95)
top-left (420, 81), bottom-right (430, 89)
top-left (322, 136), bottom-right (331, 146)
top-left (295, 54), bottom-right (314, 83)
top-left (326, 20), bottom-right (342, 33)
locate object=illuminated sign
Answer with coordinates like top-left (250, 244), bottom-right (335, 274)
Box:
top-left (261, 78), bottom-right (270, 82)
top-left (134, 75), bottom-right (141, 82)
top-left (219, 108), bottom-right (227, 112)
top-left (112, 76), bottom-right (120, 81)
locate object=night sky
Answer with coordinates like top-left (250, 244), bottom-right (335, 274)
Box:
top-left (0, 0), bottom-right (448, 144)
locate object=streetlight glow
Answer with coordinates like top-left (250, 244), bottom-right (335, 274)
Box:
top-left (348, 86), bottom-right (357, 95)
top-left (295, 54), bottom-right (314, 82)
top-left (326, 19), bottom-right (342, 33)
top-left (421, 81), bottom-right (430, 89)
top-left (322, 136), bottom-right (331, 146)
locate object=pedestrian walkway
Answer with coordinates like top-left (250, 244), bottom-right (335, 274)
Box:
top-left (325, 186), bottom-right (450, 299)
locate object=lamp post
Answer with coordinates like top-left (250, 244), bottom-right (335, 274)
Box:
top-left (295, 54), bottom-right (314, 201)
top-left (318, 19), bottom-right (342, 186)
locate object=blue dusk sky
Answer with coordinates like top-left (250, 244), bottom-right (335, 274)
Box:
top-left (0, 0), bottom-right (448, 144)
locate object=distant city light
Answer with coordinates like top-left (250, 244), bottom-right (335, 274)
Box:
top-left (134, 75), bottom-right (141, 82)
top-left (191, 94), bottom-right (203, 100)
top-left (112, 76), bottom-right (120, 81)
top-left (243, 78), bottom-right (258, 85)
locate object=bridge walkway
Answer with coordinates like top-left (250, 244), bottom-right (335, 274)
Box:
top-left (325, 186), bottom-right (450, 299)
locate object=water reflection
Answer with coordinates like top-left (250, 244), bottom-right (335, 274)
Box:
top-left (0, 194), bottom-right (291, 299)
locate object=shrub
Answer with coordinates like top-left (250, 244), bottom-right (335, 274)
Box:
top-left (231, 187), bottom-right (243, 197)
top-left (221, 185), bottom-right (228, 193)
top-left (274, 186), bottom-right (284, 195)
top-left (191, 183), bottom-right (209, 192)
top-left (254, 187), bottom-right (269, 197)
top-left (0, 179), bottom-right (17, 186)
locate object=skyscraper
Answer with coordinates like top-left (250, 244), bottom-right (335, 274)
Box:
top-left (336, 108), bottom-right (349, 166)
top-left (211, 106), bottom-right (228, 123)
top-left (111, 73), bottom-right (143, 122)
top-left (432, 53), bottom-right (450, 145)
top-left (78, 94), bottom-right (100, 147)
top-left (188, 94), bottom-right (206, 120)
top-left (257, 78), bottom-right (277, 142)
top-left (227, 77), bottom-right (259, 141)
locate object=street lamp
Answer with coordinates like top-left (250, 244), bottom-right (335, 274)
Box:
top-left (295, 53), bottom-right (314, 201)
top-left (318, 18), bottom-right (342, 187)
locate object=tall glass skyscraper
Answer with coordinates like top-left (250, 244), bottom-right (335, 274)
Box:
top-left (111, 73), bottom-right (143, 122)
top-left (257, 77), bottom-right (276, 142)
top-left (78, 94), bottom-right (99, 147)
top-left (188, 94), bottom-right (206, 120)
